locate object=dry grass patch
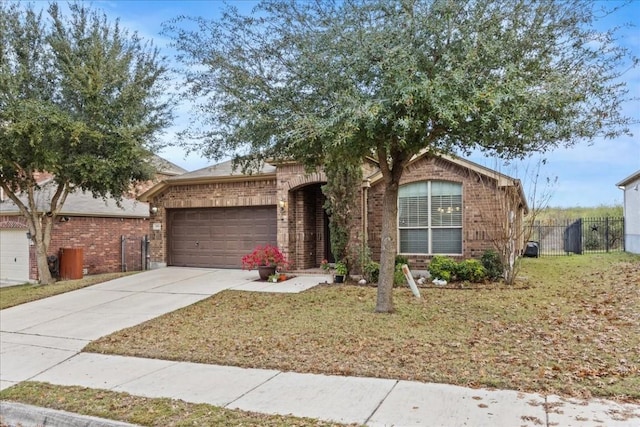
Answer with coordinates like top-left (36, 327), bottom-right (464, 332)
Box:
top-left (0, 272), bottom-right (137, 310)
top-left (0, 382), bottom-right (357, 426)
top-left (86, 253), bottom-right (640, 402)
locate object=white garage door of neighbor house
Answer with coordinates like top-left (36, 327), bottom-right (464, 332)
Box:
top-left (0, 229), bottom-right (30, 283)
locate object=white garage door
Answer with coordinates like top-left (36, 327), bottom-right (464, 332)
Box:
top-left (0, 229), bottom-right (30, 283)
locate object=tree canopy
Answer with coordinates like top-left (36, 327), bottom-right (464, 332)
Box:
top-left (165, 0), bottom-right (636, 311)
top-left (0, 2), bottom-right (173, 284)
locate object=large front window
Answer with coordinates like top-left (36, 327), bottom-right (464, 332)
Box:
top-left (398, 181), bottom-right (462, 254)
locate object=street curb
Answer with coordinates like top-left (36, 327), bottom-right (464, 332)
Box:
top-left (0, 401), bottom-right (140, 427)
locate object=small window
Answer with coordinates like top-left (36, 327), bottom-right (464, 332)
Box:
top-left (399, 181), bottom-right (462, 254)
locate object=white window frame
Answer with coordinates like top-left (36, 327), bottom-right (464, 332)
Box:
top-left (398, 181), bottom-right (463, 255)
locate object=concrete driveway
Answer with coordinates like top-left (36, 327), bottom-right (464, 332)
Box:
top-left (0, 267), bottom-right (325, 391)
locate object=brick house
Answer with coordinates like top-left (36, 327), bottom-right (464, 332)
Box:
top-left (0, 156), bottom-right (186, 284)
top-left (140, 153), bottom-right (528, 272)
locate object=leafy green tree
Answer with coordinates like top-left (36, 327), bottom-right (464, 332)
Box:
top-left (165, 0), bottom-right (636, 312)
top-left (0, 2), bottom-right (173, 284)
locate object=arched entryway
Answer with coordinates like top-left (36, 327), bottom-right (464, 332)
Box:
top-left (284, 183), bottom-right (333, 269)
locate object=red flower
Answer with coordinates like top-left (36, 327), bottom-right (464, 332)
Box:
top-left (241, 244), bottom-right (289, 270)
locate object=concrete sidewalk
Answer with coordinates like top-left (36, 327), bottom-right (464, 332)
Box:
top-left (1, 267), bottom-right (325, 390)
top-left (2, 268), bottom-right (639, 426)
top-left (13, 352), bottom-right (640, 427)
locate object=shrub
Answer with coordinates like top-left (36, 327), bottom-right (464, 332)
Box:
top-left (395, 254), bottom-right (409, 266)
top-left (481, 250), bottom-right (503, 280)
top-left (393, 263), bottom-right (407, 286)
top-left (363, 261), bottom-right (380, 283)
top-left (584, 236), bottom-right (601, 251)
top-left (428, 256), bottom-right (457, 282)
top-left (455, 259), bottom-right (487, 282)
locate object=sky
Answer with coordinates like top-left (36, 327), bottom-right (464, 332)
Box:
top-left (32, 1), bottom-right (640, 208)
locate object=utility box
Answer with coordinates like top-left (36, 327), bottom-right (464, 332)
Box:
top-left (59, 248), bottom-right (84, 280)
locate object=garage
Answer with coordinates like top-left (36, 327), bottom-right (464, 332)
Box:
top-left (167, 206), bottom-right (277, 268)
top-left (0, 228), bottom-right (30, 284)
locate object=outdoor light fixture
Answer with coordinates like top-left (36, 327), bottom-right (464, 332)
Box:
top-left (279, 199), bottom-right (286, 213)
top-left (26, 231), bottom-right (31, 240)
top-left (150, 206), bottom-right (158, 215)
top-left (59, 216), bottom-right (70, 223)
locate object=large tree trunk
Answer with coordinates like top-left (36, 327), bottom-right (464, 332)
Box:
top-left (374, 144), bottom-right (409, 313)
top-left (375, 180), bottom-right (400, 313)
top-left (30, 212), bottom-right (54, 285)
top-left (34, 236), bottom-right (53, 284)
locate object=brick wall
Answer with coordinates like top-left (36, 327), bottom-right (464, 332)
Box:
top-left (148, 178), bottom-right (278, 267)
top-left (366, 156), bottom-right (517, 269)
top-left (1, 214), bottom-right (148, 280)
top-left (49, 216), bottom-right (149, 277)
top-left (276, 164), bottom-right (327, 269)
top-left (292, 187), bottom-right (317, 268)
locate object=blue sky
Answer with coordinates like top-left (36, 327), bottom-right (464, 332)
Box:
top-left (56, 1), bottom-right (640, 207)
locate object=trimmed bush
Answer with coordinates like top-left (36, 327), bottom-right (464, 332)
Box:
top-left (428, 256), bottom-right (488, 283)
top-left (481, 250), bottom-right (503, 280)
top-left (455, 259), bottom-right (487, 282)
top-left (428, 256), bottom-right (457, 282)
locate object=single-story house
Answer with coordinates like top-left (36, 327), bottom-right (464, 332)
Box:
top-left (139, 153), bottom-right (528, 272)
top-left (0, 156), bottom-right (186, 284)
top-left (616, 170), bottom-right (640, 254)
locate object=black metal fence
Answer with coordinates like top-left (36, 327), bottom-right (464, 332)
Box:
top-left (528, 217), bottom-right (624, 256)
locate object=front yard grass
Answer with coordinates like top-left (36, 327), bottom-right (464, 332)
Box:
top-left (0, 272), bottom-right (136, 310)
top-left (0, 382), bottom-right (356, 427)
top-left (83, 253), bottom-right (640, 402)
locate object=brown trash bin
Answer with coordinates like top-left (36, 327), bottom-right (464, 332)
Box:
top-left (59, 248), bottom-right (84, 280)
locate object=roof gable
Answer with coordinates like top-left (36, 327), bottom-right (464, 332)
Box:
top-left (616, 170), bottom-right (640, 188)
top-left (0, 182), bottom-right (149, 218)
top-left (139, 159), bottom-right (277, 202)
top-left (149, 154), bottom-right (187, 176)
top-left (366, 153), bottom-right (528, 213)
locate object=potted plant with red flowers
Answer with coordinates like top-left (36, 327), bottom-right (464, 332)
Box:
top-left (241, 244), bottom-right (289, 280)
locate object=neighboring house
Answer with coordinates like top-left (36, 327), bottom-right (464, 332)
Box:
top-left (139, 153), bottom-right (528, 272)
top-left (0, 156), bottom-right (186, 284)
top-left (616, 170), bottom-right (640, 254)
top-left (128, 154), bottom-right (189, 198)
